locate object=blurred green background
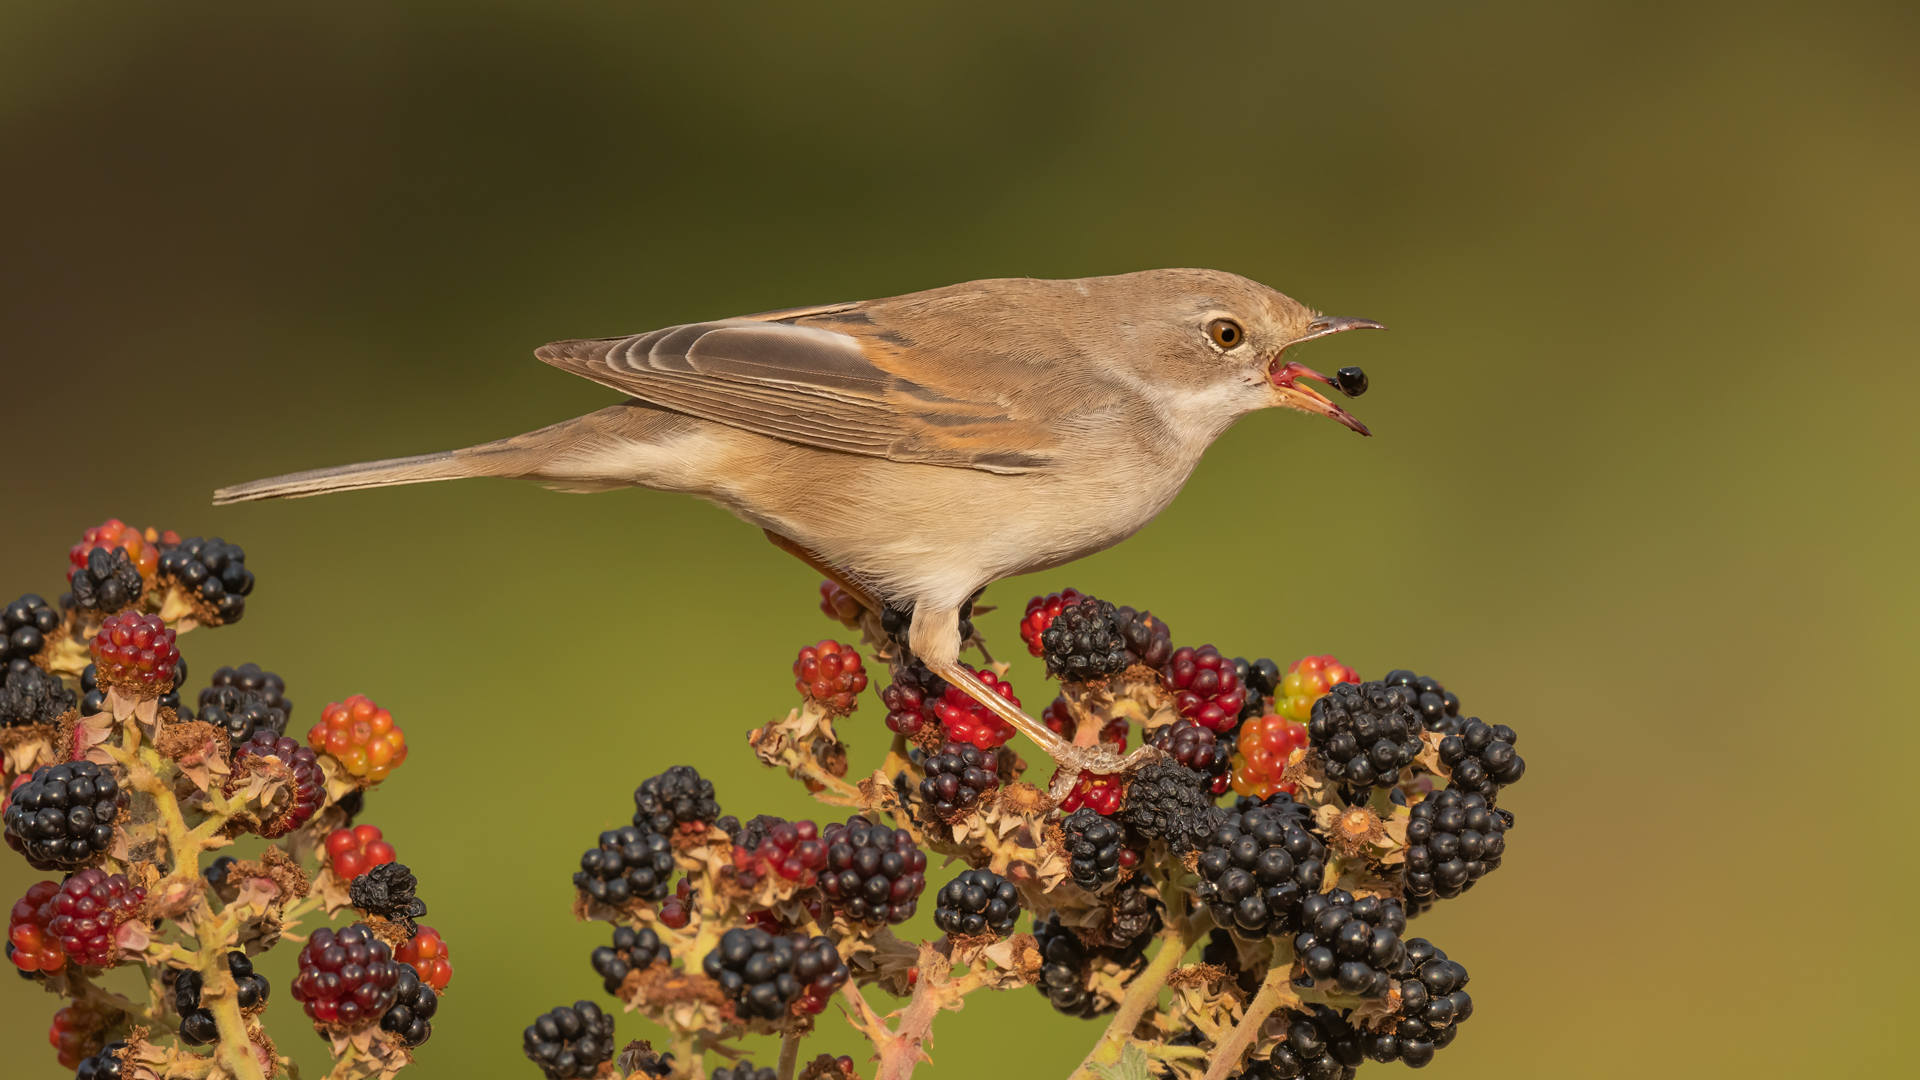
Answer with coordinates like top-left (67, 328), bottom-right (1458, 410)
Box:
top-left (3, 0), bottom-right (1915, 1077)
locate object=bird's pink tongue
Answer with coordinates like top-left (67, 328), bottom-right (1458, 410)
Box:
top-left (1270, 359), bottom-right (1372, 436)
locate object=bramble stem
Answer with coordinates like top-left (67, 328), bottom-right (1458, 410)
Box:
top-left (193, 908), bottom-right (267, 1080)
top-left (777, 1028), bottom-right (803, 1080)
top-left (1199, 946), bottom-right (1300, 1080)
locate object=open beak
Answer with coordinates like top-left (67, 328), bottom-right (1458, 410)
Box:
top-left (1268, 316), bottom-right (1384, 436)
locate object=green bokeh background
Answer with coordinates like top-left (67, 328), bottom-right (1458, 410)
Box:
top-left (3, 1), bottom-right (1915, 1077)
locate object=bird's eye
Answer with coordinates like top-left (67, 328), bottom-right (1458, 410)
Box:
top-left (1207, 319), bottom-right (1244, 349)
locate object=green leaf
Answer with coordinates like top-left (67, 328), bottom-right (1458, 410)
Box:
top-left (1090, 1043), bottom-right (1153, 1080)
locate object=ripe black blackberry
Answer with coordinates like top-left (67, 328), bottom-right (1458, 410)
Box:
top-left (591, 926), bottom-right (671, 993)
top-left (196, 663), bottom-right (293, 745)
top-left (350, 862), bottom-right (428, 934)
top-left (1292, 890), bottom-right (1408, 997)
top-left (712, 1062), bottom-right (777, 1080)
top-left (1437, 718), bottom-right (1526, 796)
top-left (633, 765), bottom-right (722, 834)
top-left (1307, 681), bottom-right (1423, 794)
top-left (1404, 789), bottom-right (1509, 906)
top-left (66, 547), bottom-right (144, 614)
top-left (917, 740), bottom-right (999, 818)
top-left (1364, 938), bottom-right (1471, 1067)
top-left (1194, 801), bottom-right (1326, 937)
top-left (880, 594), bottom-right (981, 653)
top-left (157, 537), bottom-right (253, 624)
top-left (75, 1040), bottom-right (127, 1080)
top-left (380, 964), bottom-right (438, 1048)
top-left (176, 952), bottom-right (269, 1045)
top-left (1030, 913), bottom-right (1150, 1019)
top-left (1233, 657), bottom-right (1282, 721)
top-left (1382, 669), bottom-right (1462, 735)
top-left (1061, 807), bottom-right (1126, 890)
top-left (1, 593), bottom-right (57, 666)
top-left (1105, 885), bottom-right (1163, 950)
top-left (1, 660), bottom-right (73, 728)
top-left (1110, 606), bottom-right (1173, 669)
top-left (574, 826), bottom-right (676, 906)
top-left (1146, 720), bottom-right (1230, 795)
top-left (523, 1000), bottom-right (617, 1080)
top-left (821, 815), bottom-right (928, 925)
top-left (2, 761), bottom-right (121, 870)
top-left (205, 856), bottom-right (238, 889)
top-left (701, 928), bottom-right (848, 1019)
top-left (1114, 760), bottom-right (1219, 854)
top-left (933, 868), bottom-right (1021, 937)
top-left (1255, 1006), bottom-right (1363, 1079)
top-left (1040, 596), bottom-right (1129, 681)
top-left (726, 814), bottom-right (789, 853)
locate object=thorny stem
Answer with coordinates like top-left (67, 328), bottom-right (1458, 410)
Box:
top-left (1199, 947), bottom-right (1300, 1080)
top-left (194, 904), bottom-right (267, 1080)
top-left (776, 1027), bottom-right (803, 1080)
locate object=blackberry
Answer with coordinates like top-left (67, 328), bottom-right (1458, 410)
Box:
top-left (176, 951), bottom-right (269, 1044)
top-left (574, 826), bottom-right (676, 906)
top-left (1255, 1006), bottom-right (1363, 1079)
top-left (1163, 645), bottom-right (1249, 733)
top-left (1381, 669), bottom-right (1462, 734)
top-left (0, 593), bottom-right (58, 667)
top-left (1029, 912), bottom-right (1154, 1019)
top-left (196, 663), bottom-right (293, 745)
top-left (1061, 807), bottom-right (1125, 890)
top-left (1293, 890), bottom-right (1408, 997)
top-left (701, 928), bottom-right (848, 1019)
top-left (713, 1062), bottom-right (776, 1080)
top-left (523, 1001), bottom-right (616, 1079)
top-left (1110, 606), bottom-right (1173, 669)
top-left (1202, 927), bottom-right (1262, 995)
top-left (1, 661), bottom-right (73, 728)
top-left (726, 814), bottom-right (788, 853)
top-left (75, 1040), bottom-right (127, 1080)
top-left (1039, 596), bottom-right (1129, 681)
top-left (66, 548), bottom-right (143, 614)
top-left (378, 964), bottom-right (438, 1048)
top-left (395, 925), bottom-right (452, 991)
top-left (591, 926), bottom-right (670, 993)
top-left (41, 868), bottom-right (146, 966)
top-left (1364, 939), bottom-right (1471, 1067)
top-left (291, 924), bottom-right (402, 1026)
top-left (879, 659), bottom-right (946, 736)
top-left (1194, 799), bottom-right (1326, 938)
top-left (880, 598), bottom-right (977, 655)
top-left (1332, 366), bottom-right (1368, 397)
top-left (1114, 760), bottom-right (1219, 855)
top-left (1235, 657), bottom-right (1283, 701)
top-left (1404, 789), bottom-right (1509, 906)
top-left (2, 761), bottom-right (122, 870)
top-left (349, 862), bottom-right (427, 935)
top-left (1307, 682), bottom-right (1423, 794)
top-left (737, 818), bottom-right (828, 883)
top-left (229, 732), bottom-right (322, 838)
top-left (917, 740), bottom-right (999, 818)
top-left (1147, 720), bottom-right (1230, 795)
top-left (205, 856), bottom-right (238, 889)
top-left (820, 814), bottom-right (928, 925)
top-left (1436, 719), bottom-right (1526, 797)
top-left (88, 613), bottom-right (179, 694)
top-left (794, 640), bottom-right (868, 714)
top-left (932, 868), bottom-right (1021, 938)
top-left (157, 537), bottom-right (253, 624)
top-left (633, 765), bottom-right (721, 834)
top-left (1106, 885), bottom-right (1163, 950)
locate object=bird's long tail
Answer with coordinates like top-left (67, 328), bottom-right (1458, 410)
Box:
top-left (212, 452), bottom-right (477, 504)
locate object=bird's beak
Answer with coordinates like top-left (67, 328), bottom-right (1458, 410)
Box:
top-left (1268, 316), bottom-right (1384, 436)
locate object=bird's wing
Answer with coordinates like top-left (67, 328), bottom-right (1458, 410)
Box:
top-left (535, 309), bottom-right (1071, 474)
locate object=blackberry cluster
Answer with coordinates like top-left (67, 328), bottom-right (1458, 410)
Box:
top-left (1114, 760), bottom-right (1219, 854)
top-left (523, 1001), bottom-right (616, 1079)
top-left (1062, 807), bottom-right (1126, 890)
top-left (1364, 939), bottom-right (1471, 1067)
top-left (1307, 682), bottom-right (1423, 793)
top-left (1163, 645), bottom-right (1249, 732)
top-left (633, 765), bottom-right (722, 834)
top-left (1235, 656), bottom-right (1283, 703)
top-left (229, 731), bottom-right (322, 837)
top-left (380, 963), bottom-right (438, 1047)
top-left (1, 593), bottom-right (57, 665)
top-left (290, 924), bottom-right (402, 1026)
top-left (1382, 669), bottom-right (1462, 734)
top-left (66, 547), bottom-right (143, 613)
top-left (713, 1062), bottom-right (776, 1080)
top-left (75, 1040), bottom-right (127, 1080)
top-left (726, 814), bottom-right (788, 853)
top-left (349, 861), bottom-right (427, 934)
top-left (820, 814), bottom-right (928, 925)
top-left (1293, 890), bottom-right (1408, 996)
top-left (591, 926), bottom-right (670, 993)
top-left (40, 868), bottom-right (146, 966)
top-left (1194, 799), bottom-right (1326, 938)
top-left (2, 761), bottom-right (122, 870)
top-left (879, 660), bottom-right (947, 736)
top-left (157, 536), bottom-right (253, 623)
top-left (1252, 1007), bottom-right (1363, 1080)
top-left (701, 928), bottom-right (848, 1019)
top-left (175, 952), bottom-right (269, 1044)
top-left (1437, 719), bottom-right (1526, 797)
top-left (1030, 911), bottom-right (1155, 1019)
top-left (574, 826), bottom-right (676, 906)
top-left (1040, 595), bottom-right (1129, 681)
top-left (1110, 605), bottom-right (1173, 668)
top-left (1404, 789), bottom-right (1509, 906)
top-left (196, 663), bottom-right (292, 745)
top-left (917, 740), bottom-right (999, 818)
top-left (933, 868), bottom-right (1021, 937)
top-left (1, 661), bottom-right (72, 727)
top-left (1147, 719), bottom-right (1230, 795)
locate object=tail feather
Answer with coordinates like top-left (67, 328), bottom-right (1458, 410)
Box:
top-left (212, 452), bottom-right (474, 505)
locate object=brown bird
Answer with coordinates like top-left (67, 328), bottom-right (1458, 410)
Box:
top-left (214, 268), bottom-right (1379, 771)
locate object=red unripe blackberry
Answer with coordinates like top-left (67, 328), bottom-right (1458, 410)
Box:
top-left (735, 818), bottom-right (829, 883)
top-left (1436, 719), bottom-right (1526, 796)
top-left (1110, 606), bottom-right (1173, 669)
top-left (1019, 589), bottom-right (1085, 656)
top-left (932, 868), bottom-right (1021, 938)
top-left (1042, 695), bottom-right (1074, 738)
top-left (1148, 720), bottom-right (1230, 795)
top-left (1114, 761), bottom-right (1220, 854)
top-left (1293, 890), bottom-right (1408, 996)
top-left (1260, 1006), bottom-right (1364, 1079)
top-left (933, 667), bottom-right (1019, 749)
top-left (326, 824), bottom-right (397, 881)
top-left (50, 1002), bottom-right (111, 1068)
top-left (576, 826), bottom-right (675, 905)
top-left (1055, 768), bottom-right (1123, 816)
top-left (794, 640), bottom-right (868, 715)
top-left (1162, 645), bottom-right (1247, 733)
top-left (592, 925), bottom-right (669, 993)
top-left (66, 544), bottom-right (145, 615)
top-left (309, 695), bottom-right (407, 783)
top-left (1, 661), bottom-right (74, 730)
top-left (1279, 655), bottom-right (1360, 722)
top-left (1231, 713), bottom-right (1309, 800)
top-left (633, 764), bottom-right (722, 834)
top-left (802, 1054), bottom-right (858, 1080)
top-left (1404, 789), bottom-right (1509, 906)
top-left (3, 761), bottom-right (123, 870)
top-left (41, 869), bottom-right (145, 967)
top-left (1308, 681), bottom-right (1423, 793)
top-left (197, 663), bottom-right (293, 746)
top-left (880, 660), bottom-right (950, 736)
top-left (230, 732), bottom-right (323, 837)
top-left (68, 520), bottom-right (170, 586)
top-left (1060, 807), bottom-right (1125, 889)
top-left (395, 925), bottom-right (452, 991)
top-left (1039, 596), bottom-right (1129, 681)
top-left (1194, 800), bottom-right (1326, 938)
top-left (918, 741), bottom-right (1000, 817)
top-left (1, 593), bottom-right (59, 668)
top-left (156, 536), bottom-right (253, 625)
top-left (291, 923), bottom-right (402, 1027)
top-left (88, 613), bottom-right (178, 694)
top-left (9, 880), bottom-right (66, 973)
top-left (820, 815), bottom-right (928, 925)
top-left (818, 579), bottom-right (864, 629)
top-left (1365, 938), bottom-right (1472, 1067)
top-left (658, 878), bottom-right (694, 929)
top-left (1381, 669), bottom-right (1461, 734)
top-left (701, 928), bottom-right (848, 1019)
top-left (524, 1001), bottom-right (615, 1079)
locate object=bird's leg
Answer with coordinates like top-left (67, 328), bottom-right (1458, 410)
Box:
top-left (909, 604), bottom-right (1074, 759)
